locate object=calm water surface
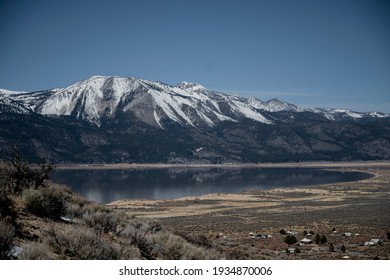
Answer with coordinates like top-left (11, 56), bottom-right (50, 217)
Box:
top-left (51, 168), bottom-right (372, 203)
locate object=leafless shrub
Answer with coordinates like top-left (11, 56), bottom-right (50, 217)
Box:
top-left (18, 242), bottom-right (53, 260)
top-left (64, 196), bottom-right (96, 223)
top-left (118, 243), bottom-right (141, 260)
top-left (65, 201), bottom-right (122, 233)
top-left (119, 218), bottom-right (223, 260)
top-left (150, 232), bottom-right (222, 260)
top-left (82, 209), bottom-right (120, 233)
top-left (118, 224), bottom-right (155, 259)
top-left (45, 224), bottom-right (119, 260)
top-left (65, 202), bottom-right (82, 218)
top-left (130, 218), bottom-right (163, 233)
top-left (133, 232), bottom-right (156, 260)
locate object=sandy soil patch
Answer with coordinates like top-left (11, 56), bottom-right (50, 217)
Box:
top-left (108, 193), bottom-right (281, 218)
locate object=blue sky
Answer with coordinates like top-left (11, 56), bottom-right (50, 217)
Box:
top-left (1, 0), bottom-right (389, 112)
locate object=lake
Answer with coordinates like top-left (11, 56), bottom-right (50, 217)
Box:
top-left (51, 167), bottom-right (372, 204)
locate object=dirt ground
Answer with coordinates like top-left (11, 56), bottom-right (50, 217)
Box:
top-left (108, 162), bottom-right (390, 259)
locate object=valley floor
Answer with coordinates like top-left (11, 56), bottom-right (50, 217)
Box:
top-left (108, 162), bottom-right (390, 259)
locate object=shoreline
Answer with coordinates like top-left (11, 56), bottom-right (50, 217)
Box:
top-left (106, 164), bottom-right (386, 219)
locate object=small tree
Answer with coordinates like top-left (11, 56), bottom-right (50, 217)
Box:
top-left (279, 229), bottom-right (286, 235)
top-left (284, 235), bottom-right (297, 245)
top-left (315, 233), bottom-right (321, 244)
top-left (320, 235), bottom-right (327, 244)
top-left (341, 245), bottom-right (346, 253)
top-left (5, 147), bottom-right (54, 195)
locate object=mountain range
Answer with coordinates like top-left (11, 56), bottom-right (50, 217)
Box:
top-left (1, 75), bottom-right (389, 163)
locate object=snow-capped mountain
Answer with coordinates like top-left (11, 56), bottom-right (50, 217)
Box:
top-left (2, 76), bottom-right (270, 128)
top-left (1, 76), bottom-right (387, 129)
top-left (1, 76), bottom-right (389, 163)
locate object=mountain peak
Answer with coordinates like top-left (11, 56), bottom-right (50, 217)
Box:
top-left (264, 98), bottom-right (302, 112)
top-left (177, 81), bottom-right (206, 91)
top-left (81, 75), bottom-right (139, 84)
top-left (79, 75), bottom-right (112, 83)
top-left (87, 75), bottom-right (108, 79)
top-left (267, 98), bottom-right (284, 103)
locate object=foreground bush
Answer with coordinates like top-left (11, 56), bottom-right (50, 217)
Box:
top-left (120, 220), bottom-right (222, 260)
top-left (0, 189), bottom-right (16, 222)
top-left (81, 204), bottom-right (121, 233)
top-left (150, 232), bottom-right (221, 260)
top-left (45, 224), bottom-right (120, 260)
top-left (0, 218), bottom-right (15, 259)
top-left (22, 185), bottom-right (71, 219)
top-left (18, 242), bottom-right (52, 260)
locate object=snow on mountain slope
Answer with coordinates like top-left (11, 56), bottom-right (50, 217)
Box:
top-left (2, 76), bottom-right (388, 129)
top-left (147, 81), bottom-right (237, 127)
top-left (309, 108), bottom-right (367, 120)
top-left (176, 81), bottom-right (206, 92)
top-left (0, 89), bottom-right (27, 95)
top-left (369, 112), bottom-right (388, 118)
top-left (4, 76), bottom-right (271, 128)
top-left (0, 95), bottom-right (31, 114)
top-left (225, 95), bottom-right (272, 124)
top-left (35, 76), bottom-right (144, 123)
top-left (327, 109), bottom-right (363, 119)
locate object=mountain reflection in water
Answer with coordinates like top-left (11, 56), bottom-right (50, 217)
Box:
top-left (51, 168), bottom-right (372, 204)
